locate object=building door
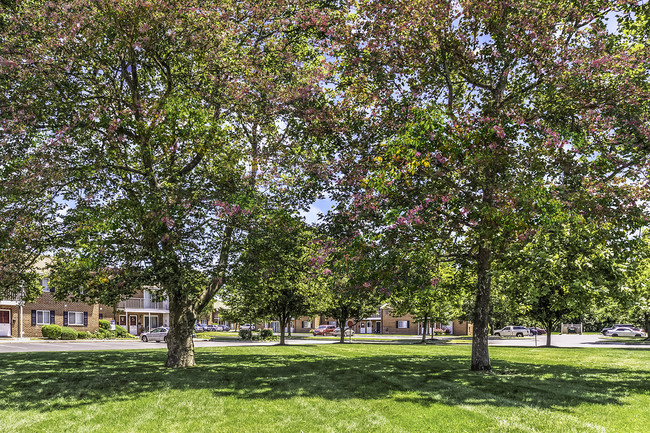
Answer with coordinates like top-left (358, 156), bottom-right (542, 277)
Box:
top-left (0, 310), bottom-right (10, 337)
top-left (129, 315), bottom-right (138, 335)
top-left (375, 322), bottom-right (381, 334)
top-left (360, 322), bottom-right (365, 334)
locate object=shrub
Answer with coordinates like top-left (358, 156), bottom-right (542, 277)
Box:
top-left (76, 331), bottom-right (92, 339)
top-left (41, 324), bottom-right (62, 340)
top-left (115, 325), bottom-right (129, 337)
top-left (60, 327), bottom-right (78, 340)
top-left (98, 319), bottom-right (110, 330)
top-left (239, 329), bottom-right (252, 340)
top-left (94, 328), bottom-right (113, 339)
top-left (260, 328), bottom-right (273, 339)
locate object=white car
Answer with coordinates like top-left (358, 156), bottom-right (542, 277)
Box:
top-left (606, 327), bottom-right (646, 337)
top-left (240, 324), bottom-right (256, 331)
top-left (141, 327), bottom-right (169, 342)
top-left (332, 327), bottom-right (354, 336)
top-left (493, 326), bottom-right (530, 337)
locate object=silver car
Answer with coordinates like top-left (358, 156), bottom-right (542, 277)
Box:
top-left (141, 327), bottom-right (169, 342)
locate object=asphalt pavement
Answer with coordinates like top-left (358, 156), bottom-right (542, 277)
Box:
top-left (0, 333), bottom-right (647, 353)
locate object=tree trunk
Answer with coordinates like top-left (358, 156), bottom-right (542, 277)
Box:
top-left (279, 316), bottom-right (287, 345)
top-left (544, 320), bottom-right (553, 347)
top-left (166, 296), bottom-right (197, 368)
top-left (421, 315), bottom-right (428, 343)
top-left (471, 243), bottom-right (492, 371)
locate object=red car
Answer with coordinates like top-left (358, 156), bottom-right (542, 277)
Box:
top-left (312, 325), bottom-right (336, 336)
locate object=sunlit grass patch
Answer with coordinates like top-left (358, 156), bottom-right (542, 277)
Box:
top-left (0, 345), bottom-right (648, 432)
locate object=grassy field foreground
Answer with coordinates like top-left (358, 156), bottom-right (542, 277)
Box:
top-left (0, 344), bottom-right (648, 433)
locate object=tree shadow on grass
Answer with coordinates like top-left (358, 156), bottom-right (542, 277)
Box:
top-left (0, 346), bottom-right (647, 413)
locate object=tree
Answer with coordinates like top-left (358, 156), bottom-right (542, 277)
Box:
top-left (1, 0), bottom-right (338, 367)
top-left (225, 211), bottom-right (324, 345)
top-left (334, 0), bottom-right (647, 370)
top-left (495, 212), bottom-right (629, 346)
top-left (389, 256), bottom-right (468, 343)
top-left (314, 225), bottom-right (386, 343)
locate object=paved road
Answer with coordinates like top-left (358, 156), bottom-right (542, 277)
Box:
top-left (0, 333), bottom-right (647, 353)
top-left (0, 337), bottom-right (337, 353)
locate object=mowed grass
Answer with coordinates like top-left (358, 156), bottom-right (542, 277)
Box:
top-left (0, 344), bottom-right (648, 433)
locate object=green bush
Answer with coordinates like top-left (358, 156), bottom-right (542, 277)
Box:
top-left (260, 328), bottom-right (273, 338)
top-left (41, 324), bottom-right (62, 340)
top-left (239, 329), bottom-right (252, 340)
top-left (115, 325), bottom-right (129, 337)
top-left (60, 327), bottom-right (78, 340)
top-left (98, 319), bottom-right (110, 330)
top-left (94, 328), bottom-right (113, 339)
top-left (76, 331), bottom-right (92, 339)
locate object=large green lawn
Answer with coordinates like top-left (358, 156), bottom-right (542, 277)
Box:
top-left (0, 344), bottom-right (648, 432)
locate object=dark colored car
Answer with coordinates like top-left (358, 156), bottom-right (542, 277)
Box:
top-left (528, 327), bottom-right (547, 335)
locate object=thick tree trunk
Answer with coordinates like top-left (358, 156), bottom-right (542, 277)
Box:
top-left (165, 297), bottom-right (197, 368)
top-left (471, 243), bottom-right (492, 371)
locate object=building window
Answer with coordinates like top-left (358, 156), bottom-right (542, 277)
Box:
top-left (302, 321), bottom-right (312, 328)
top-left (397, 320), bottom-right (410, 329)
top-left (41, 278), bottom-right (49, 292)
top-left (68, 312), bottom-right (85, 326)
top-left (36, 310), bottom-right (50, 325)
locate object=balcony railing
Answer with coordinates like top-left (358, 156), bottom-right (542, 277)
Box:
top-left (117, 298), bottom-right (169, 311)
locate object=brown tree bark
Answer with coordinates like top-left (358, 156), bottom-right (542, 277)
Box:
top-left (471, 243), bottom-right (492, 371)
top-left (165, 295), bottom-right (197, 368)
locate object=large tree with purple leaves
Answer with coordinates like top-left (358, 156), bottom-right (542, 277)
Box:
top-left (334, 0), bottom-right (648, 370)
top-left (1, 0), bottom-right (338, 367)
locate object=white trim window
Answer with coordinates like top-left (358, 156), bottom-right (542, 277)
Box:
top-left (36, 310), bottom-right (51, 325)
top-left (302, 321), bottom-right (312, 328)
top-left (41, 278), bottom-right (50, 292)
top-left (397, 320), bottom-right (410, 329)
top-left (68, 311), bottom-right (85, 326)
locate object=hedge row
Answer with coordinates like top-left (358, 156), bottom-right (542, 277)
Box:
top-left (41, 324), bottom-right (134, 340)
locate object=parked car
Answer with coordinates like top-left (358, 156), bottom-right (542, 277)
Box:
top-left (240, 324), bottom-right (256, 331)
top-left (528, 327), bottom-right (547, 335)
top-left (204, 324), bottom-right (219, 332)
top-left (141, 327), bottom-right (169, 342)
top-left (332, 327), bottom-right (354, 336)
top-left (601, 324), bottom-right (636, 335)
top-left (605, 327), bottom-right (646, 337)
top-left (493, 326), bottom-right (530, 337)
top-left (312, 324), bottom-right (337, 336)
top-left (194, 324), bottom-right (208, 332)
top-left (219, 325), bottom-right (231, 332)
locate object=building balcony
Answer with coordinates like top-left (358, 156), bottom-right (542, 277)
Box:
top-left (117, 298), bottom-right (169, 312)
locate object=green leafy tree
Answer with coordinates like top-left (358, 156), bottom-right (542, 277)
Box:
top-left (333, 0), bottom-right (647, 370)
top-left (1, 0), bottom-right (337, 367)
top-left (495, 213), bottom-right (628, 346)
top-left (225, 212), bottom-right (324, 345)
top-left (388, 252), bottom-right (468, 343)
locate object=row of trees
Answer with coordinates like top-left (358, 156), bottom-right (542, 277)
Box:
top-left (2, 1), bottom-right (649, 369)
